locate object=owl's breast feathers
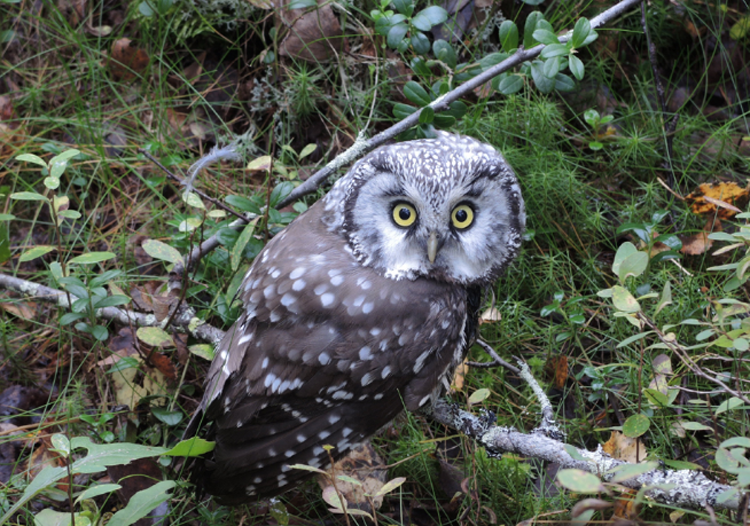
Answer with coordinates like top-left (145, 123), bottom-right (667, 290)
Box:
top-left (186, 201), bottom-right (475, 504)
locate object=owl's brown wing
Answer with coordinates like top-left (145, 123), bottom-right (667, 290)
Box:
top-left (188, 201), bottom-right (470, 504)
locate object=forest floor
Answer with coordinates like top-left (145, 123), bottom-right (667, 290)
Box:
top-left (1, 0), bottom-right (750, 525)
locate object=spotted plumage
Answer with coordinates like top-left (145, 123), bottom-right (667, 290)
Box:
top-left (185, 132), bottom-right (525, 504)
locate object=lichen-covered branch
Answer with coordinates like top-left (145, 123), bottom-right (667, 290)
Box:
top-left (428, 400), bottom-right (743, 513)
top-left (0, 272), bottom-right (224, 345)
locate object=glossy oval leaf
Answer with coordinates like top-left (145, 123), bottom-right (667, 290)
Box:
top-left (142, 239), bottom-right (183, 265)
top-left (622, 413), bottom-right (650, 438)
top-left (556, 469), bottom-right (604, 494)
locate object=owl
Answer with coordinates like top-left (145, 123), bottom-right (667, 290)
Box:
top-left (185, 131), bottom-right (525, 504)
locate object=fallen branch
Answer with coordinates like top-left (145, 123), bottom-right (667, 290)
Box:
top-left (0, 272), bottom-right (224, 345)
top-left (428, 399), bottom-right (743, 513)
top-left (174, 0), bottom-right (643, 273)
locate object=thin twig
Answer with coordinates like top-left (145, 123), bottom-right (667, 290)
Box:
top-left (466, 338), bottom-right (520, 375)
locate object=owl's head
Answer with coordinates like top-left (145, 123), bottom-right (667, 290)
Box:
top-left (322, 132), bottom-right (525, 285)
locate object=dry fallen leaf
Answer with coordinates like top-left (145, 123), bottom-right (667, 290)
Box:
top-left (450, 359), bottom-right (469, 391)
top-left (680, 218), bottom-right (721, 256)
top-left (109, 38), bottom-right (149, 81)
top-left (279, 0), bottom-right (344, 63)
top-left (602, 431), bottom-right (647, 464)
top-left (318, 443), bottom-right (387, 511)
top-left (685, 181), bottom-right (749, 219)
top-left (479, 306), bottom-right (501, 324)
top-left (544, 354), bottom-right (568, 390)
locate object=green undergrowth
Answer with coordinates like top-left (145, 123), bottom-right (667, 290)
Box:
top-left (2, 0), bottom-right (750, 524)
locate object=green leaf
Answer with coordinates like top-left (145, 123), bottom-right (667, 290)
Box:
top-left (532, 29), bottom-right (559, 45)
top-left (643, 388), bottom-right (669, 408)
top-left (226, 194), bottom-right (262, 214)
top-left (410, 32), bottom-right (430, 55)
top-left (16, 153), bottom-right (47, 168)
top-left (553, 73), bottom-right (575, 92)
top-left (498, 20), bottom-right (518, 51)
top-left (612, 242), bottom-right (637, 275)
top-left (569, 55), bottom-right (584, 80)
top-left (372, 476), bottom-right (406, 496)
top-left (540, 43), bottom-right (569, 59)
top-left (523, 11), bottom-right (544, 49)
top-left (136, 327), bottom-right (172, 347)
top-left (542, 56), bottom-right (561, 78)
top-left (393, 102), bottom-right (417, 119)
top-left (608, 461), bottom-right (658, 483)
top-left (386, 23), bottom-right (408, 49)
top-left (152, 407), bottom-right (183, 426)
top-left (730, 16), bottom-right (750, 40)
top-left (60, 312), bottom-right (86, 325)
top-left (403, 81), bottom-right (431, 106)
top-left (108, 356), bottom-right (139, 373)
top-left (93, 295), bottom-right (130, 309)
top-left (418, 106), bottom-right (434, 125)
top-left (19, 245), bottom-right (56, 262)
top-left (556, 469), bottom-right (604, 494)
top-left (163, 437), bottom-right (215, 457)
top-left (618, 252), bottom-right (648, 281)
top-left (298, 143), bottom-right (317, 159)
top-left (432, 39), bottom-right (457, 69)
top-left (270, 181), bottom-right (295, 207)
top-left (69, 252), bottom-right (116, 265)
top-left (232, 222), bottom-right (256, 272)
top-left (75, 483), bottom-right (122, 504)
top-left (715, 396), bottom-right (744, 415)
top-left (287, 0), bottom-right (315, 8)
top-left (616, 331), bottom-right (653, 348)
top-left (612, 285), bottom-right (640, 313)
top-left (571, 17), bottom-right (592, 48)
top-left (142, 239), bottom-right (182, 265)
top-left (496, 74), bottom-right (523, 95)
top-left (654, 280), bottom-right (672, 317)
top-left (188, 344), bottom-right (214, 360)
top-left (10, 191), bottom-right (48, 201)
top-left (412, 6), bottom-right (447, 31)
top-left (106, 480), bottom-right (176, 526)
top-left (410, 57), bottom-right (431, 77)
top-left (529, 61), bottom-right (554, 93)
top-left (622, 413), bottom-right (650, 437)
top-left (468, 388), bottom-right (490, 405)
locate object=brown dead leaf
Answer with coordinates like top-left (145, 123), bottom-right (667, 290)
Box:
top-left (279, 0), bottom-right (343, 63)
top-left (148, 352), bottom-right (177, 381)
top-left (544, 355), bottom-right (568, 390)
top-left (318, 443), bottom-right (387, 511)
top-left (681, 218), bottom-right (721, 256)
top-left (109, 38), bottom-right (149, 81)
top-left (612, 488), bottom-right (640, 520)
top-left (0, 299), bottom-right (36, 321)
top-left (685, 181), bottom-right (750, 219)
top-left (602, 431), bottom-right (647, 464)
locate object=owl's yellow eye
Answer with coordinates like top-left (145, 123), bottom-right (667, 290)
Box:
top-left (392, 202), bottom-right (417, 228)
top-left (451, 204), bottom-right (474, 229)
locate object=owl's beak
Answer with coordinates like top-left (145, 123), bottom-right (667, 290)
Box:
top-left (427, 232), bottom-right (439, 263)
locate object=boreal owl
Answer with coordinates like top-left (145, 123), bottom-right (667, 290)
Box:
top-left (185, 131), bottom-right (525, 504)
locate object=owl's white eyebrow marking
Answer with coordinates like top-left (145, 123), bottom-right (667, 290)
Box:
top-left (320, 293), bottom-right (335, 307)
top-left (290, 267), bottom-right (306, 279)
top-left (292, 279), bottom-right (306, 291)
